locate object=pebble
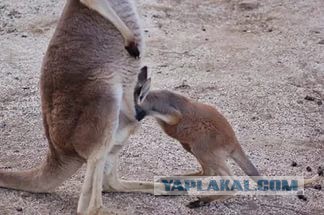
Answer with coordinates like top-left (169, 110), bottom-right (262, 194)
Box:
top-left (304, 95), bottom-right (315, 101)
top-left (317, 166), bottom-right (323, 176)
top-left (0, 122), bottom-right (6, 128)
top-left (313, 184), bottom-right (322, 190)
top-left (297, 191), bottom-right (307, 201)
top-left (239, 1), bottom-right (260, 10)
top-left (16, 207), bottom-right (23, 212)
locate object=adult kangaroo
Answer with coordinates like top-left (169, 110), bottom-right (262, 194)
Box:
top-left (0, 0), bottom-right (153, 214)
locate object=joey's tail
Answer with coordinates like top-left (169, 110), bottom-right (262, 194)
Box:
top-left (0, 151), bottom-right (83, 193)
top-left (231, 145), bottom-right (322, 187)
top-left (231, 145), bottom-right (260, 182)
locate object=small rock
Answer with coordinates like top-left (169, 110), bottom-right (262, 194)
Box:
top-left (318, 39), bottom-right (324, 45)
top-left (314, 128), bottom-right (321, 133)
top-left (22, 86), bottom-right (30, 90)
top-left (297, 100), bottom-right (303, 104)
top-left (317, 100), bottom-right (322, 106)
top-left (21, 34), bottom-right (27, 38)
top-left (265, 114), bottom-right (273, 120)
top-left (202, 28), bottom-right (206, 31)
top-left (6, 28), bottom-right (17, 33)
top-left (0, 122), bottom-right (6, 128)
top-left (251, 116), bottom-right (259, 121)
top-left (174, 80), bottom-right (191, 90)
top-left (317, 166), bottom-right (323, 176)
top-left (8, 9), bottom-right (21, 19)
top-left (313, 184), bottom-right (322, 190)
top-left (297, 193), bottom-right (307, 201)
top-left (306, 166), bottom-right (312, 172)
top-left (20, 192), bottom-right (31, 198)
top-left (0, 166), bottom-right (12, 169)
top-left (16, 207), bottom-right (23, 212)
top-left (239, 1), bottom-right (259, 10)
top-left (13, 150), bottom-right (19, 153)
top-left (311, 30), bottom-right (320, 34)
top-left (304, 95), bottom-right (315, 101)
top-left (291, 161), bottom-right (298, 167)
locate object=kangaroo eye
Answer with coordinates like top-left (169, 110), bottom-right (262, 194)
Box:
top-left (140, 95), bottom-right (144, 101)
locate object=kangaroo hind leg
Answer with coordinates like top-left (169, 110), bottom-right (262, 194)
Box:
top-left (187, 151), bottom-right (236, 208)
top-left (75, 84), bottom-right (122, 215)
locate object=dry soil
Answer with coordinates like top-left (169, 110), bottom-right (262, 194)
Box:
top-left (0, 0), bottom-right (323, 214)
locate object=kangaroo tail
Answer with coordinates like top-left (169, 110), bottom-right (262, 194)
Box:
top-left (0, 151), bottom-right (83, 193)
top-left (230, 145), bottom-right (260, 182)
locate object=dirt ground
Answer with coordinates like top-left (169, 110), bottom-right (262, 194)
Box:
top-left (0, 0), bottom-right (323, 214)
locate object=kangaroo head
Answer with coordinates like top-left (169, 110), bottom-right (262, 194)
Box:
top-left (134, 66), bottom-right (152, 121)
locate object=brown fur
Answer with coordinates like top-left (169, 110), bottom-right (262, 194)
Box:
top-left (0, 1), bottom-right (148, 214)
top-left (135, 67), bottom-right (322, 207)
top-left (139, 90), bottom-right (259, 176)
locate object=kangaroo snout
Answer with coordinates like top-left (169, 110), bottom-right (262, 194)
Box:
top-left (135, 105), bottom-right (147, 121)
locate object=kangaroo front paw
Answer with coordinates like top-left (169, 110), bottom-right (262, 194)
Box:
top-left (125, 41), bottom-right (140, 58)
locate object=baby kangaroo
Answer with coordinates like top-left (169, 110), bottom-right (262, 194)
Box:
top-left (134, 67), bottom-right (322, 208)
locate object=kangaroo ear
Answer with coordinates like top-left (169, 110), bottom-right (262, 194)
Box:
top-left (135, 66), bottom-right (151, 104)
top-left (139, 78), bottom-right (151, 103)
top-left (138, 66), bottom-right (148, 84)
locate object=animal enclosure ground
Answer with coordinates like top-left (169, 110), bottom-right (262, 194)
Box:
top-left (0, 0), bottom-right (323, 214)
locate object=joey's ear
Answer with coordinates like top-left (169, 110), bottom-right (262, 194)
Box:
top-left (138, 66), bottom-right (148, 84)
top-left (139, 78), bottom-right (151, 103)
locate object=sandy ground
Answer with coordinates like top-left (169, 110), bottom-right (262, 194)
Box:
top-left (0, 0), bottom-right (324, 214)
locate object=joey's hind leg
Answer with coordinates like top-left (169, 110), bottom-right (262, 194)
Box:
top-left (187, 154), bottom-right (237, 208)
